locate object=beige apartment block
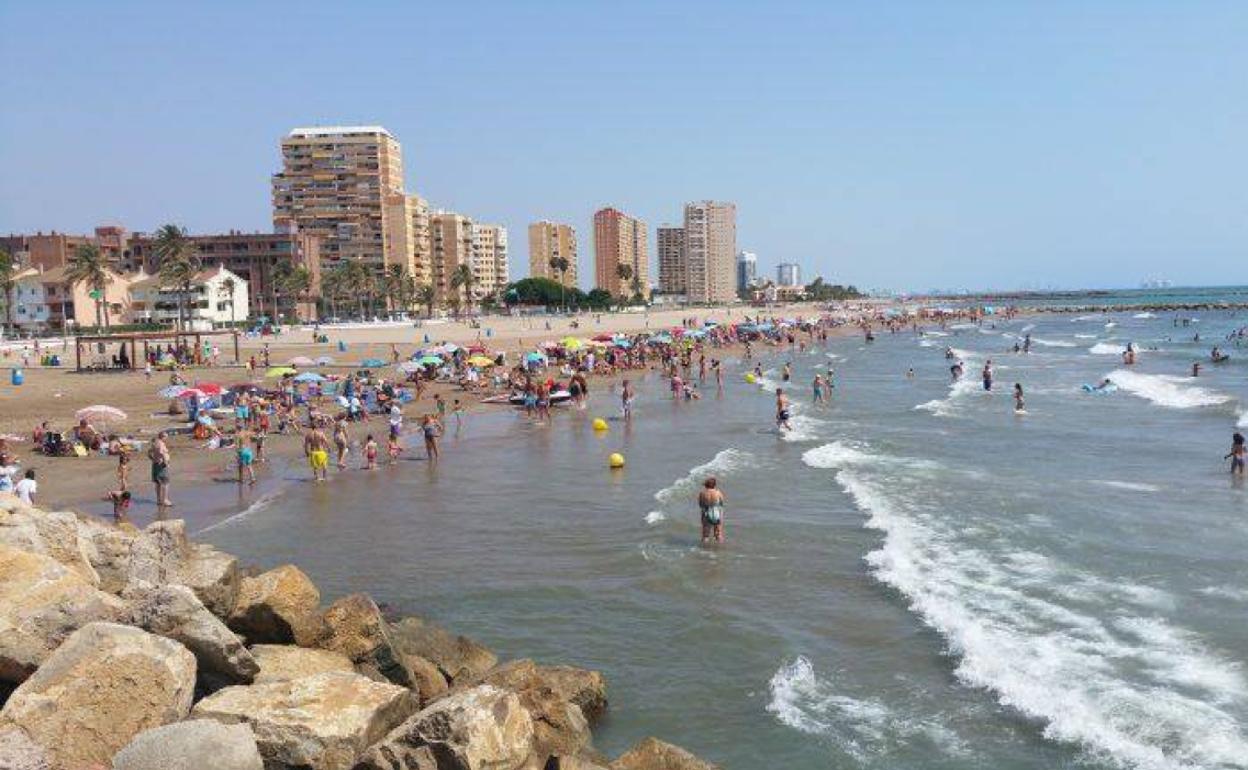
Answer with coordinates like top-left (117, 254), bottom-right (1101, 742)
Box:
top-left (683, 201), bottom-right (737, 304)
top-left (272, 126), bottom-right (406, 271)
top-left (382, 191), bottom-right (432, 284)
top-left (657, 225), bottom-right (686, 295)
top-left (527, 221), bottom-right (578, 287)
top-left (471, 224), bottom-right (508, 300)
top-left (593, 207), bottom-right (649, 298)
top-left (429, 211), bottom-right (475, 306)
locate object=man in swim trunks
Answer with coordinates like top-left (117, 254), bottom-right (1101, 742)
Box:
top-left (236, 423), bottom-right (257, 485)
top-left (982, 360), bottom-right (994, 391)
top-left (304, 422), bottom-right (330, 482)
top-left (776, 388), bottom-right (792, 431)
top-left (148, 431), bottom-right (173, 507)
top-left (1225, 432), bottom-right (1245, 476)
top-left (698, 477), bottom-right (726, 544)
top-left (621, 379), bottom-right (635, 420)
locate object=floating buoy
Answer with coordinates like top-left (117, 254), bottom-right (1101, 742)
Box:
top-left (744, 373), bottom-right (757, 384)
top-left (608, 453), bottom-right (625, 468)
top-left (592, 418), bottom-right (609, 432)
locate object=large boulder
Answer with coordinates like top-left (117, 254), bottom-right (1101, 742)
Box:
top-left (470, 660), bottom-right (593, 760)
top-left (526, 664), bottom-right (606, 723)
top-left (315, 594), bottom-right (412, 688)
top-left (389, 616), bottom-right (497, 684)
top-left (227, 564), bottom-right (322, 645)
top-left (112, 719), bottom-right (264, 770)
top-left (0, 545), bottom-right (125, 683)
top-left (180, 543), bottom-right (240, 618)
top-left (192, 670), bottom-right (415, 770)
top-left (611, 739), bottom-right (718, 770)
top-left (123, 583), bottom-right (258, 690)
top-left (357, 685), bottom-right (534, 770)
top-left (250, 644), bottom-right (355, 684)
top-left (0, 622), bottom-right (197, 770)
top-left (77, 519), bottom-right (140, 594)
top-left (125, 519), bottom-right (191, 586)
top-left (0, 506), bottom-right (100, 586)
top-left (398, 653), bottom-right (450, 705)
top-left (0, 724), bottom-right (50, 770)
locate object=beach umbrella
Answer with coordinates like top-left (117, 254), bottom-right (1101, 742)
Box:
top-left (289, 356), bottom-right (315, 366)
top-left (157, 385), bottom-right (188, 399)
top-left (560, 336), bottom-right (584, 350)
top-left (75, 405), bottom-right (127, 423)
top-left (315, 355), bottom-right (336, 366)
top-left (195, 382), bottom-right (224, 395)
top-left (468, 344), bottom-right (487, 354)
top-left (612, 339), bottom-right (632, 349)
top-left (265, 366), bottom-right (297, 378)
top-left (293, 372), bottom-right (326, 383)
top-left (466, 355), bottom-right (494, 367)
top-left (358, 358), bottom-right (385, 368)
top-left (176, 388), bottom-right (208, 400)
top-left (229, 383), bottom-right (261, 393)
top-left (397, 361), bottom-right (423, 374)
top-left (592, 333), bottom-right (615, 342)
top-left (525, 351), bottom-right (547, 364)
top-left (416, 354), bottom-right (444, 366)
top-left (539, 340), bottom-right (558, 349)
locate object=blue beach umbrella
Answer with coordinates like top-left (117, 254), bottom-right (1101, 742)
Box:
top-left (525, 351), bottom-right (547, 364)
top-left (293, 372), bottom-right (326, 383)
top-left (358, 358), bottom-right (385, 368)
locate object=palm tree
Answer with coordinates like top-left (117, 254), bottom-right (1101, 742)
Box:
top-left (0, 248), bottom-right (17, 335)
top-left (279, 265), bottom-right (312, 322)
top-left (321, 263), bottom-right (351, 320)
top-left (65, 244), bottom-right (112, 330)
top-left (449, 263), bottom-right (474, 317)
top-left (631, 273), bottom-right (644, 302)
top-left (218, 277), bottom-right (237, 325)
top-left (548, 256), bottom-right (569, 311)
top-left (153, 224), bottom-right (201, 330)
top-left (615, 263), bottom-right (633, 304)
top-left (415, 283), bottom-right (436, 319)
top-left (384, 264), bottom-right (415, 316)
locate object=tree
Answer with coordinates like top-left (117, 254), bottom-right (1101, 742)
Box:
top-left (65, 244), bottom-right (112, 330)
top-left (0, 248), bottom-right (19, 334)
top-left (548, 256), bottom-right (570, 311)
top-left (154, 224), bottom-right (201, 330)
top-left (415, 283), bottom-right (436, 319)
top-left (384, 264), bottom-right (415, 315)
top-left (585, 288), bottom-right (614, 311)
top-left (280, 265), bottom-right (312, 322)
top-left (449, 263), bottom-right (474, 316)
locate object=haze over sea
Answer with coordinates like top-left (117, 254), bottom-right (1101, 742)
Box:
top-left (126, 289), bottom-right (1248, 770)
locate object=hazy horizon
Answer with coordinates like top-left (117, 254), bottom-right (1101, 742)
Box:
top-left (2, 1), bottom-right (1244, 292)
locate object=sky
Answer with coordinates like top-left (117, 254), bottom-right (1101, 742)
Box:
top-left (1, 0), bottom-right (1245, 293)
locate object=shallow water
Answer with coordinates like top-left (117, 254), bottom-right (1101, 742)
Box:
top-left (130, 307), bottom-right (1248, 769)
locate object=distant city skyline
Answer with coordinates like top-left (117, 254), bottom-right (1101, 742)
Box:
top-left (2, 2), bottom-right (1244, 291)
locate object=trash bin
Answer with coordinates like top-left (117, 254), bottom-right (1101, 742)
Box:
top-left (11, 368), bottom-right (23, 386)
top-left (337, 340), bottom-right (346, 352)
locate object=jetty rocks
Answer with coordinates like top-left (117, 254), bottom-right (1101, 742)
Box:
top-left (0, 495), bottom-right (718, 770)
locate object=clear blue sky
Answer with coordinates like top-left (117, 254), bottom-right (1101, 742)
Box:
top-left (2, 1), bottom-right (1244, 292)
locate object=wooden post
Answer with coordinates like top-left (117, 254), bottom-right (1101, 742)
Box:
top-left (232, 331), bottom-right (240, 365)
top-left (75, 338), bottom-right (82, 372)
top-left (130, 338), bottom-right (137, 370)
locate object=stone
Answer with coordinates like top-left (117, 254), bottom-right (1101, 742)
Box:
top-left (0, 724), bottom-right (50, 770)
top-left (357, 685), bottom-right (534, 770)
top-left (123, 583), bottom-right (258, 690)
top-left (250, 644), bottom-right (355, 683)
top-left (0, 507), bottom-right (100, 586)
top-left (400, 653), bottom-right (450, 704)
top-left (180, 543), bottom-right (239, 618)
top-left (125, 519), bottom-right (191, 587)
top-left (112, 719), bottom-right (264, 770)
top-left (77, 520), bottom-right (139, 594)
top-left (389, 616), bottom-right (498, 684)
top-left (192, 671), bottom-right (415, 770)
top-left (610, 738), bottom-right (718, 770)
top-left (538, 665), bottom-right (608, 723)
top-left (0, 622), bottom-right (197, 770)
top-left (0, 545), bottom-right (125, 683)
top-left (316, 594), bottom-right (413, 688)
top-left (227, 564), bottom-right (322, 645)
top-left (471, 660), bottom-right (592, 760)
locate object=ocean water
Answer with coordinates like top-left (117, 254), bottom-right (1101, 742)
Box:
top-left (150, 305), bottom-right (1248, 769)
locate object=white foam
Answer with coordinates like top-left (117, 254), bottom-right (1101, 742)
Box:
top-left (1075, 334), bottom-right (1098, 339)
top-left (1031, 338), bottom-right (1076, 348)
top-left (1134, 312), bottom-right (1157, 319)
top-left (1108, 369), bottom-right (1233, 409)
top-left (653, 448), bottom-right (753, 508)
top-left (1073, 314), bottom-right (1101, 322)
top-left (644, 511), bottom-right (666, 525)
top-left (826, 444), bottom-right (1248, 769)
top-left (781, 414), bottom-right (826, 443)
top-left (1089, 342), bottom-right (1125, 355)
top-left (1020, 324), bottom-right (1036, 333)
top-left (1092, 480), bottom-right (1162, 493)
top-left (1105, 322), bottom-right (1118, 329)
top-left (193, 488), bottom-right (283, 535)
top-left (1198, 585), bottom-right (1248, 602)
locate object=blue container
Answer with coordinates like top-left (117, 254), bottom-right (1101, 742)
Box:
top-left (337, 340), bottom-right (347, 352)
top-left (11, 368), bottom-right (24, 386)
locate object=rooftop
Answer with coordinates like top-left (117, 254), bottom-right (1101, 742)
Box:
top-left (287, 125), bottom-right (392, 139)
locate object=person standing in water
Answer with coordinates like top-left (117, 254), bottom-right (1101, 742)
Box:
top-left (775, 388), bottom-right (792, 432)
top-left (982, 360), bottom-right (994, 391)
top-left (148, 431), bottom-right (173, 507)
top-left (1225, 432), bottom-right (1245, 475)
top-left (621, 379), bottom-right (635, 420)
top-left (813, 374), bottom-right (826, 404)
top-left (1013, 383), bottom-right (1025, 412)
top-left (304, 421), bottom-right (330, 482)
top-left (698, 477), bottom-right (726, 544)
top-left (422, 414), bottom-right (443, 463)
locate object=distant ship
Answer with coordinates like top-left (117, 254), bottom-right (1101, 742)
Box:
top-left (1140, 278), bottom-right (1173, 290)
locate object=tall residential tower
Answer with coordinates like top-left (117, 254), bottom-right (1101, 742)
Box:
top-left (683, 201), bottom-right (737, 304)
top-left (657, 226), bottom-right (686, 295)
top-left (593, 207), bottom-right (649, 298)
top-left (527, 221), bottom-right (578, 287)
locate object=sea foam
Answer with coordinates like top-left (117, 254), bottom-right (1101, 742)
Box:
top-left (1107, 369), bottom-right (1232, 409)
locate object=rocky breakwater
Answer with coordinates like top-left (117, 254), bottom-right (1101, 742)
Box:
top-left (0, 494), bottom-right (718, 770)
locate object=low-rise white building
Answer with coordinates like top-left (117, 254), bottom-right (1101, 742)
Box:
top-left (128, 266), bottom-right (249, 330)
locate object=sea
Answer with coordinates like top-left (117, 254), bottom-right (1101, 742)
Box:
top-left (114, 291), bottom-right (1248, 770)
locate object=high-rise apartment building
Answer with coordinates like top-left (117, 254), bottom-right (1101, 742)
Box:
top-left (471, 224), bottom-right (508, 300)
top-left (429, 212), bottom-right (475, 306)
top-left (527, 221), bottom-right (578, 287)
top-left (777, 262), bottom-right (802, 287)
top-left (657, 226), bottom-right (687, 295)
top-left (683, 201), bottom-right (737, 304)
top-left (593, 207), bottom-right (649, 298)
top-left (382, 192), bottom-right (432, 285)
top-left (737, 251), bottom-right (758, 293)
top-left (272, 126), bottom-right (410, 272)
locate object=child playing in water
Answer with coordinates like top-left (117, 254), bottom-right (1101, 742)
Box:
top-left (363, 434), bottom-right (378, 470)
top-left (387, 434), bottom-right (402, 465)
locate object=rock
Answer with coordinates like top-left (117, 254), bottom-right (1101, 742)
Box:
top-left (0, 622), bottom-right (197, 770)
top-left (0, 724), bottom-right (50, 770)
top-left (0, 545), bottom-right (125, 683)
top-left (389, 616), bottom-right (498, 684)
top-left (315, 594), bottom-right (415, 689)
top-left (250, 644), bottom-right (355, 683)
top-left (227, 564), bottom-right (322, 645)
top-left (77, 520), bottom-right (139, 594)
top-left (0, 507), bottom-right (100, 586)
top-left (123, 583), bottom-right (258, 690)
top-left (532, 665), bottom-right (607, 723)
top-left (180, 543), bottom-right (239, 618)
top-left (399, 653), bottom-right (449, 704)
top-left (125, 519), bottom-right (191, 587)
top-left (112, 719), bottom-right (263, 770)
top-left (192, 671), bottom-right (415, 770)
top-left (357, 685), bottom-right (534, 770)
top-left (471, 660), bottom-right (593, 760)
top-left (611, 738), bottom-right (718, 770)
